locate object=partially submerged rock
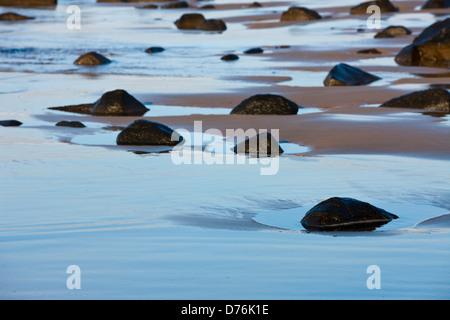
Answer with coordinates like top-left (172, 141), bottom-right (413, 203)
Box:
top-left (350, 0), bottom-right (398, 14)
top-left (0, 12), bottom-right (34, 20)
top-left (0, 120), bottom-right (22, 127)
top-left (145, 46), bottom-right (165, 54)
top-left (232, 132), bottom-right (283, 157)
top-left (421, 0), bottom-right (450, 9)
top-left (116, 119), bottom-right (183, 146)
top-left (379, 88), bottom-right (450, 112)
top-left (49, 89), bottom-right (149, 116)
top-left (323, 63), bottom-right (381, 86)
top-left (374, 25), bottom-right (412, 38)
top-left (74, 51), bottom-right (111, 66)
top-left (280, 7), bottom-right (322, 22)
top-left (174, 13), bottom-right (205, 30)
top-left (55, 121), bottom-right (86, 128)
top-left (221, 54), bottom-right (239, 61)
top-left (230, 94), bottom-right (300, 115)
top-left (244, 47), bottom-right (264, 54)
top-left (196, 19), bottom-right (227, 31)
top-left (91, 89), bottom-right (149, 116)
top-left (300, 197), bottom-right (398, 231)
top-left (395, 18), bottom-right (450, 68)
top-left (357, 48), bottom-right (382, 54)
top-left (161, 1), bottom-right (188, 9)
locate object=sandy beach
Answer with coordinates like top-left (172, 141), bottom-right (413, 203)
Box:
top-left (1, 0), bottom-right (449, 300)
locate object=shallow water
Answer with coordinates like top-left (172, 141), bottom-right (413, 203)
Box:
top-left (1, 0), bottom-right (450, 300)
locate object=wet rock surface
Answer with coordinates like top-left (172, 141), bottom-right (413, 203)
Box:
top-left (244, 47), bottom-right (264, 54)
top-left (145, 47), bottom-right (165, 54)
top-left (49, 89), bottom-right (149, 116)
top-left (421, 0), bottom-right (450, 9)
top-left (395, 18), bottom-right (450, 68)
top-left (350, 0), bottom-right (397, 14)
top-left (301, 197), bottom-right (399, 231)
top-left (74, 51), bottom-right (111, 66)
top-left (324, 63), bottom-right (381, 86)
top-left (116, 119), bottom-right (183, 146)
top-left (196, 19), bottom-right (227, 31)
top-left (379, 88), bottom-right (450, 112)
top-left (221, 54), bottom-right (239, 61)
top-left (230, 94), bottom-right (300, 115)
top-left (374, 25), bottom-right (412, 38)
top-left (55, 121), bottom-right (86, 128)
top-left (280, 7), bottom-right (322, 22)
top-left (232, 132), bottom-right (284, 157)
top-left (0, 12), bottom-right (34, 20)
top-left (0, 120), bottom-right (22, 127)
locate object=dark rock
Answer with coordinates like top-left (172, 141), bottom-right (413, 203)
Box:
top-left (357, 48), bottom-right (382, 54)
top-left (244, 47), bottom-right (264, 54)
top-left (91, 89), bottom-right (149, 116)
top-left (0, 0), bottom-right (56, 6)
top-left (280, 7), bottom-right (322, 22)
top-left (74, 51), bottom-right (111, 66)
top-left (230, 94), bottom-right (300, 115)
top-left (174, 13), bottom-right (206, 30)
top-left (116, 119), bottom-right (183, 146)
top-left (138, 4), bottom-right (158, 9)
top-left (233, 132), bottom-right (283, 157)
top-left (249, 2), bottom-right (262, 8)
top-left (323, 63), bottom-right (381, 86)
top-left (221, 54), bottom-right (239, 61)
top-left (0, 12), bottom-right (34, 20)
top-left (300, 197), bottom-right (398, 231)
top-left (374, 25), bottom-right (412, 38)
top-left (196, 19), bottom-right (227, 31)
top-left (422, 0), bottom-right (450, 9)
top-left (395, 18), bottom-right (450, 68)
top-left (200, 4), bottom-right (215, 9)
top-left (161, 1), bottom-right (189, 9)
top-left (379, 88), bottom-right (450, 112)
top-left (145, 46), bottom-right (165, 54)
top-left (48, 89), bottom-right (149, 116)
top-left (55, 121), bottom-right (86, 128)
top-left (0, 120), bottom-right (22, 127)
top-left (350, 0), bottom-right (398, 14)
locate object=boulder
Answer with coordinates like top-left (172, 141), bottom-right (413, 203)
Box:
top-left (161, 1), bottom-right (189, 9)
top-left (300, 197), bottom-right (398, 231)
top-left (374, 25), bottom-right (412, 38)
top-left (74, 52), bottom-right (111, 66)
top-left (280, 7), bottom-right (322, 22)
top-left (55, 121), bottom-right (86, 128)
top-left (174, 13), bottom-right (206, 30)
top-left (145, 46), bottom-right (165, 54)
top-left (196, 19), bottom-right (227, 31)
top-left (421, 0), bottom-right (450, 9)
top-left (91, 89), bottom-right (149, 116)
top-left (243, 47), bottom-right (264, 54)
top-left (221, 54), bottom-right (239, 61)
top-left (350, 0), bottom-right (397, 14)
top-left (357, 48), bottom-right (382, 54)
top-left (324, 63), bottom-right (381, 86)
top-left (116, 119), bottom-right (183, 146)
top-left (0, 120), bottom-right (22, 127)
top-left (395, 18), bottom-right (450, 68)
top-left (48, 89), bottom-right (149, 116)
top-left (230, 94), bottom-right (300, 115)
top-left (379, 88), bottom-right (450, 112)
top-left (0, 12), bottom-right (34, 20)
top-left (0, 0), bottom-right (56, 6)
top-left (233, 132), bottom-right (283, 157)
